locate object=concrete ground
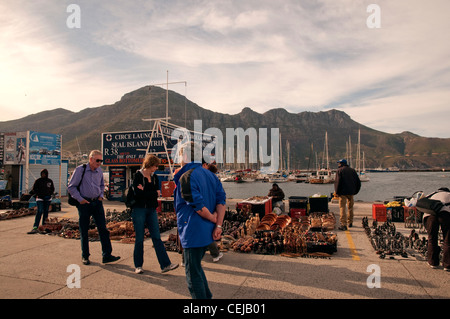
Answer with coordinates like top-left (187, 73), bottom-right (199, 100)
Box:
top-left (0, 198), bottom-right (449, 301)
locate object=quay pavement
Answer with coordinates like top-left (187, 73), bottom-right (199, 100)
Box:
top-left (0, 198), bottom-right (449, 302)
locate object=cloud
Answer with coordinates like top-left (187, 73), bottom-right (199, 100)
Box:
top-left (1, 0), bottom-right (449, 138)
top-left (0, 1), bottom-right (142, 120)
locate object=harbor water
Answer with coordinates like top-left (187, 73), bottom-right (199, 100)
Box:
top-left (222, 171), bottom-right (450, 203)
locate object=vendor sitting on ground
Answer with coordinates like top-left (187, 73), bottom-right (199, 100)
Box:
top-left (268, 183), bottom-right (285, 214)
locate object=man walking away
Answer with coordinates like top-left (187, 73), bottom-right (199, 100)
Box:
top-left (334, 159), bottom-right (361, 231)
top-left (174, 142), bottom-right (226, 299)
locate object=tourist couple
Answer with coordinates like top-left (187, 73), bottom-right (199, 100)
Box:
top-left (68, 150), bottom-right (177, 273)
top-left (69, 145), bottom-right (227, 299)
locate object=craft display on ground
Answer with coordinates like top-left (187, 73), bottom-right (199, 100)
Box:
top-left (32, 209), bottom-right (177, 244)
top-left (165, 203), bottom-right (338, 259)
top-left (362, 216), bottom-right (441, 262)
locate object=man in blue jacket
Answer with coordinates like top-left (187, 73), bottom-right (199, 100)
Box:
top-left (173, 142), bottom-right (226, 299)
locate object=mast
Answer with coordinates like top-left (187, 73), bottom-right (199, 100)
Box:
top-left (357, 129), bottom-right (361, 173)
top-left (325, 131), bottom-right (329, 171)
top-left (279, 132), bottom-right (283, 171)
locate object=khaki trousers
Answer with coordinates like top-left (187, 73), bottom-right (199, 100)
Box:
top-left (338, 195), bottom-right (354, 227)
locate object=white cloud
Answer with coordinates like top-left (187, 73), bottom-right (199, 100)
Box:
top-left (339, 89), bottom-right (450, 138)
top-left (1, 0), bottom-right (449, 138)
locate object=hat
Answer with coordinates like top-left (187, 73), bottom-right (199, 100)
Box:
top-left (337, 159), bottom-right (347, 165)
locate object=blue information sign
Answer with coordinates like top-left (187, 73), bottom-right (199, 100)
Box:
top-left (28, 131), bottom-right (62, 165)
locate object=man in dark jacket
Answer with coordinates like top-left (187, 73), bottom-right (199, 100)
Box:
top-left (28, 169), bottom-right (55, 234)
top-left (268, 183), bottom-right (285, 213)
top-left (334, 159), bottom-right (361, 230)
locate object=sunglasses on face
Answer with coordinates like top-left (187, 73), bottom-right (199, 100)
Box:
top-left (95, 159), bottom-right (103, 163)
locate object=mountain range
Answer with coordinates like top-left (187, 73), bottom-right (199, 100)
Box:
top-left (1, 86), bottom-right (449, 170)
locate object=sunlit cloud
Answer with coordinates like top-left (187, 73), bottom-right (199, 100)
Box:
top-left (1, 0), bottom-right (449, 138)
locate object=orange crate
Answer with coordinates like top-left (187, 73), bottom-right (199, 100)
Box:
top-left (372, 204), bottom-right (387, 222)
top-left (290, 208), bottom-right (307, 220)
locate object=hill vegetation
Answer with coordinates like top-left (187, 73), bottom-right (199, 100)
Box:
top-left (1, 86), bottom-right (449, 170)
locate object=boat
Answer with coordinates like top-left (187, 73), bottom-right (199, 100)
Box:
top-left (268, 174), bottom-right (288, 183)
top-left (220, 176), bottom-right (235, 182)
top-left (367, 167), bottom-right (399, 173)
top-left (359, 171), bottom-right (370, 182)
top-left (308, 132), bottom-right (335, 184)
top-left (356, 129), bottom-right (370, 182)
top-left (309, 169), bottom-right (335, 184)
top-left (219, 172), bottom-right (236, 182)
top-left (295, 172), bottom-right (311, 183)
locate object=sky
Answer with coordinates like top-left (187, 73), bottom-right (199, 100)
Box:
top-left (1, 0), bottom-right (450, 138)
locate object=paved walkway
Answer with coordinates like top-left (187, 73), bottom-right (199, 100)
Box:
top-left (0, 199), bottom-right (449, 301)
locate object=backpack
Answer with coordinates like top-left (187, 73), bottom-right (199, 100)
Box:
top-left (68, 164), bottom-right (87, 207)
top-left (124, 185), bottom-right (136, 208)
top-left (416, 190), bottom-right (450, 216)
top-left (124, 170), bottom-right (146, 208)
top-left (416, 197), bottom-right (443, 216)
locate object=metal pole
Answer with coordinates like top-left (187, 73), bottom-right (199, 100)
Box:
top-left (166, 70), bottom-right (169, 122)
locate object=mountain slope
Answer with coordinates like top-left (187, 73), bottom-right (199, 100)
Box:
top-left (1, 86), bottom-right (449, 169)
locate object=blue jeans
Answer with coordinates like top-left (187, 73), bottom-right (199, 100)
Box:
top-left (183, 246), bottom-right (212, 299)
top-left (78, 200), bottom-right (112, 259)
top-left (132, 207), bottom-right (171, 269)
top-left (33, 199), bottom-right (51, 228)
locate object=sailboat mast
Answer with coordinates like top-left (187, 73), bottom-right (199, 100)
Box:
top-left (357, 129), bottom-right (361, 173)
top-left (325, 131), bottom-right (329, 171)
top-left (279, 132), bottom-right (283, 171)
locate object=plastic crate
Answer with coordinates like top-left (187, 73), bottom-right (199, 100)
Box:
top-left (161, 199), bottom-right (174, 212)
top-left (290, 208), bottom-right (307, 220)
top-left (387, 206), bottom-right (404, 222)
top-left (372, 204), bottom-right (387, 222)
top-left (288, 196), bottom-right (308, 209)
top-left (309, 196), bottom-right (328, 213)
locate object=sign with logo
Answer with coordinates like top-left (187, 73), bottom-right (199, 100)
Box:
top-left (102, 122), bottom-right (216, 166)
top-left (28, 131), bottom-right (62, 165)
top-left (102, 130), bottom-right (153, 165)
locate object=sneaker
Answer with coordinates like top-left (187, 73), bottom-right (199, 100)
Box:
top-left (102, 255), bottom-right (120, 264)
top-left (428, 263), bottom-right (438, 269)
top-left (338, 225), bottom-right (347, 231)
top-left (135, 267), bottom-right (144, 274)
top-left (444, 268), bottom-right (449, 272)
top-left (82, 257), bottom-right (90, 265)
top-left (348, 223), bottom-right (353, 228)
top-left (212, 252), bottom-right (224, 263)
top-left (161, 263), bottom-right (179, 273)
top-left (27, 227), bottom-right (38, 234)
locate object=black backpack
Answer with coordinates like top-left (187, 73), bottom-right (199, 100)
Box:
top-left (416, 190), bottom-right (450, 215)
top-left (68, 164), bottom-right (87, 207)
top-left (124, 170), bottom-right (146, 208)
top-left (124, 184), bottom-right (136, 208)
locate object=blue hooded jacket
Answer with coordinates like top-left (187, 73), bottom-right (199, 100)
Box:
top-left (173, 162), bottom-right (226, 248)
